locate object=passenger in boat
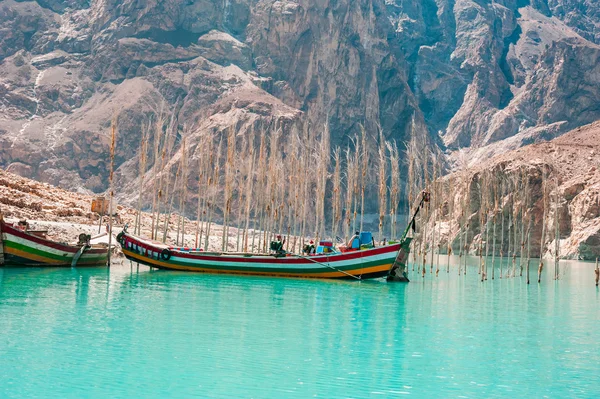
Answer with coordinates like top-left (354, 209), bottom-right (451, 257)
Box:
top-left (270, 235), bottom-right (286, 255)
top-left (77, 233), bottom-right (91, 246)
top-left (348, 231), bottom-right (360, 250)
top-left (17, 220), bottom-right (28, 232)
top-left (303, 240), bottom-right (315, 255)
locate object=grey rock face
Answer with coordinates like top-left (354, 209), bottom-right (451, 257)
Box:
top-left (434, 121), bottom-right (600, 261)
top-left (0, 0), bottom-right (599, 196)
top-left (386, 1), bottom-right (600, 150)
top-left (247, 0), bottom-right (418, 143)
top-left (1, 0), bottom-right (419, 194)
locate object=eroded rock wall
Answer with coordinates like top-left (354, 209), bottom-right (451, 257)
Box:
top-left (429, 121), bottom-right (600, 260)
top-left (0, 0), bottom-right (419, 195)
top-left (1, 0), bottom-right (599, 199)
top-left (386, 1), bottom-right (600, 150)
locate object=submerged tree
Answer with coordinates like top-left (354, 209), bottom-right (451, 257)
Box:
top-left (377, 130), bottom-right (387, 243)
top-left (387, 141), bottom-right (401, 240)
top-left (332, 147), bottom-right (342, 243)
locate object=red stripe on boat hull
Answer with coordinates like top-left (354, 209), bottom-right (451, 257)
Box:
top-left (121, 233), bottom-right (400, 265)
top-left (2, 221), bottom-right (81, 253)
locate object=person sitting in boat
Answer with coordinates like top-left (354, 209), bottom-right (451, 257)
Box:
top-left (17, 220), bottom-right (29, 232)
top-left (339, 231), bottom-right (376, 252)
top-left (77, 233), bottom-right (91, 246)
top-left (348, 231), bottom-right (360, 250)
top-left (270, 235), bottom-right (286, 255)
top-left (303, 240), bottom-right (315, 255)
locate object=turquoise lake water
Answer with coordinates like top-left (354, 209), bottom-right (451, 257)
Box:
top-left (1, 256), bottom-right (599, 398)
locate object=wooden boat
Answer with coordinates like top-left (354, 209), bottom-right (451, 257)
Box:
top-left (117, 191), bottom-right (430, 281)
top-left (0, 217), bottom-right (108, 267)
top-left (118, 229), bottom-right (412, 280)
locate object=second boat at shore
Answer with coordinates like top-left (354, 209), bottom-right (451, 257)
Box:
top-left (0, 215), bottom-right (108, 267)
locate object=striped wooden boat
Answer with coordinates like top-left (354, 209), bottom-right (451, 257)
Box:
top-left (117, 190), bottom-right (432, 281)
top-left (117, 229), bottom-right (412, 280)
top-left (0, 218), bottom-right (108, 267)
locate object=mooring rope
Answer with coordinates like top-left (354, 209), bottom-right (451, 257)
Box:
top-left (286, 252), bottom-right (362, 280)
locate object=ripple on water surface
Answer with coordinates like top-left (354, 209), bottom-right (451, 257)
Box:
top-left (1, 256), bottom-right (599, 398)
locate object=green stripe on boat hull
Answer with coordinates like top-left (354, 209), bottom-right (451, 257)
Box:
top-left (3, 239), bottom-right (107, 264)
top-left (123, 249), bottom-right (393, 279)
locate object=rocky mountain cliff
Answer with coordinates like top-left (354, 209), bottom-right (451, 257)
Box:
top-left (429, 120), bottom-right (600, 261)
top-left (1, 0), bottom-right (599, 195)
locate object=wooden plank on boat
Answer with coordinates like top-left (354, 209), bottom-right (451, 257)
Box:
top-left (387, 237), bottom-right (412, 282)
top-left (71, 245), bottom-right (87, 267)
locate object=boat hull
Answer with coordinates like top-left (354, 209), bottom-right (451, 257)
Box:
top-left (119, 232), bottom-right (401, 280)
top-left (1, 221), bottom-right (108, 267)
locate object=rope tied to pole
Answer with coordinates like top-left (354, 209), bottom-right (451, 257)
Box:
top-left (286, 252), bottom-right (362, 280)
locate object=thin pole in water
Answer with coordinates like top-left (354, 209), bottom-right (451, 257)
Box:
top-left (500, 205), bottom-right (504, 279)
top-left (524, 173), bottom-right (531, 283)
top-left (107, 120), bottom-right (116, 267)
top-left (512, 176), bottom-right (519, 278)
top-left (519, 170), bottom-right (526, 277)
top-left (180, 137), bottom-right (188, 247)
top-left (135, 119), bottom-right (150, 235)
top-left (484, 178), bottom-right (491, 281)
top-left (447, 178), bottom-right (453, 274)
top-left (464, 223), bottom-right (469, 276)
top-left (554, 178), bottom-right (560, 280)
top-left (499, 178), bottom-right (505, 279)
top-left (491, 177), bottom-right (497, 280)
top-left (539, 163), bottom-right (548, 283)
top-left (464, 172), bottom-right (470, 276)
top-left (526, 220), bottom-right (531, 285)
top-left (359, 125), bottom-right (367, 233)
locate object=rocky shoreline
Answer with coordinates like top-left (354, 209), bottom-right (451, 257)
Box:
top-left (0, 168), bottom-right (249, 252)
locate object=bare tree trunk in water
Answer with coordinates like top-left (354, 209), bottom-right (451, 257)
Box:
top-left (359, 125), bottom-right (367, 232)
top-left (538, 164), bottom-right (548, 283)
top-left (554, 179), bottom-right (560, 280)
top-left (377, 133), bottom-right (387, 244)
top-left (135, 120), bottom-right (150, 235)
top-left (500, 201), bottom-right (505, 279)
top-left (526, 216), bottom-right (532, 284)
